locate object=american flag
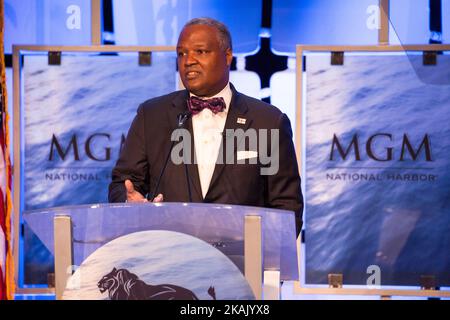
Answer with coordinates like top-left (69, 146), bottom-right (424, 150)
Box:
top-left (0, 114), bottom-right (9, 300)
top-left (1, 0), bottom-right (14, 300)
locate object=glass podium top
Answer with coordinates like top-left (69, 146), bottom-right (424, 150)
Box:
top-left (24, 202), bottom-right (299, 281)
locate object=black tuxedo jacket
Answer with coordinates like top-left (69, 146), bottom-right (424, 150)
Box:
top-left (109, 85), bottom-right (303, 235)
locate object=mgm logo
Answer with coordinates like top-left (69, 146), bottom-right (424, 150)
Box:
top-left (329, 133), bottom-right (432, 162)
top-left (48, 133), bottom-right (126, 162)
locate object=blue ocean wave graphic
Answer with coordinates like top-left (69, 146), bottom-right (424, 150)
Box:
top-left (304, 54), bottom-right (450, 286)
top-left (22, 54), bottom-right (177, 283)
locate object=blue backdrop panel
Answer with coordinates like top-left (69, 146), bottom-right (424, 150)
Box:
top-left (389, 0), bottom-right (429, 44)
top-left (304, 52), bottom-right (450, 286)
top-left (390, 0), bottom-right (450, 44)
top-left (21, 52), bottom-right (177, 284)
top-left (272, 0), bottom-right (379, 54)
top-left (4, 0), bottom-right (91, 54)
top-left (445, 0), bottom-right (450, 42)
top-left (112, 0), bottom-right (261, 54)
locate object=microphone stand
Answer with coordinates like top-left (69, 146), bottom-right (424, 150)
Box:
top-left (149, 111), bottom-right (192, 202)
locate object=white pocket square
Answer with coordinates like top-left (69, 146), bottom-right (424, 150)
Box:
top-left (237, 150), bottom-right (258, 160)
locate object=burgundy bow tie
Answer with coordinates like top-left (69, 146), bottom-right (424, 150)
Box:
top-left (187, 96), bottom-right (226, 115)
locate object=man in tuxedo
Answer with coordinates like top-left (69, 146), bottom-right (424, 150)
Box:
top-left (108, 18), bottom-right (304, 235)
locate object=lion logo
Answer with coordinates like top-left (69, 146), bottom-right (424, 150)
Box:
top-left (97, 267), bottom-right (216, 300)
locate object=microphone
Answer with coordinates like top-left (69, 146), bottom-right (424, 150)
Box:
top-left (177, 111), bottom-right (191, 127)
top-left (149, 111), bottom-right (192, 202)
top-left (178, 111), bottom-right (193, 202)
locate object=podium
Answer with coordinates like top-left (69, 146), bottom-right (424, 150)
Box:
top-left (24, 203), bottom-right (299, 300)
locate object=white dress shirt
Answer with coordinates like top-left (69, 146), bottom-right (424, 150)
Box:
top-left (190, 83), bottom-right (232, 198)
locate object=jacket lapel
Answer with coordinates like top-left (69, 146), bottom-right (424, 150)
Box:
top-left (205, 85), bottom-right (252, 199)
top-left (171, 91), bottom-right (203, 202)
